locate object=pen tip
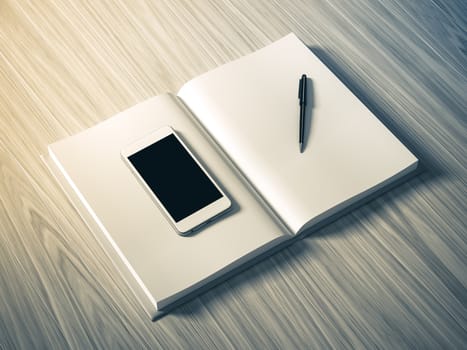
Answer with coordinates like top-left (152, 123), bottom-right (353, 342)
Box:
top-left (300, 142), bottom-right (304, 153)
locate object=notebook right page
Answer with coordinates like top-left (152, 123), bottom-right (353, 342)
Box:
top-left (178, 34), bottom-right (418, 234)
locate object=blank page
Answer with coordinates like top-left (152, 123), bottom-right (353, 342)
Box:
top-left (179, 34), bottom-right (417, 234)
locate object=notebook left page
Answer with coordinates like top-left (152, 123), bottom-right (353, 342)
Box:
top-left (45, 94), bottom-right (288, 320)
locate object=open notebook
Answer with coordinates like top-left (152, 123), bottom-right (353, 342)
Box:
top-left (43, 34), bottom-right (418, 320)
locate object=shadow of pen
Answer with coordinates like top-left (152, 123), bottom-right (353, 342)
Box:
top-left (302, 77), bottom-right (314, 151)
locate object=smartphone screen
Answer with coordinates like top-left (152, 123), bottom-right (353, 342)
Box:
top-left (127, 134), bottom-right (223, 222)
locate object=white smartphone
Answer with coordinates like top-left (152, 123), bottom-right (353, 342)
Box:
top-left (121, 126), bottom-right (231, 235)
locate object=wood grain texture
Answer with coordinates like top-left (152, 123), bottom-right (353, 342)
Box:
top-left (0, 0), bottom-right (465, 348)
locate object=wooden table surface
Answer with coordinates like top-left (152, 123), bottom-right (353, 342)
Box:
top-left (1, 1), bottom-right (466, 348)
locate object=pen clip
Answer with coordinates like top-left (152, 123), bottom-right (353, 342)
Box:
top-left (298, 74), bottom-right (307, 102)
top-left (298, 78), bottom-right (303, 99)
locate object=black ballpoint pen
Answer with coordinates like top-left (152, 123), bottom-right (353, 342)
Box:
top-left (298, 74), bottom-right (307, 153)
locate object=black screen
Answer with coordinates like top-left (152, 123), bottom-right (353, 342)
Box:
top-left (128, 134), bottom-right (223, 222)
